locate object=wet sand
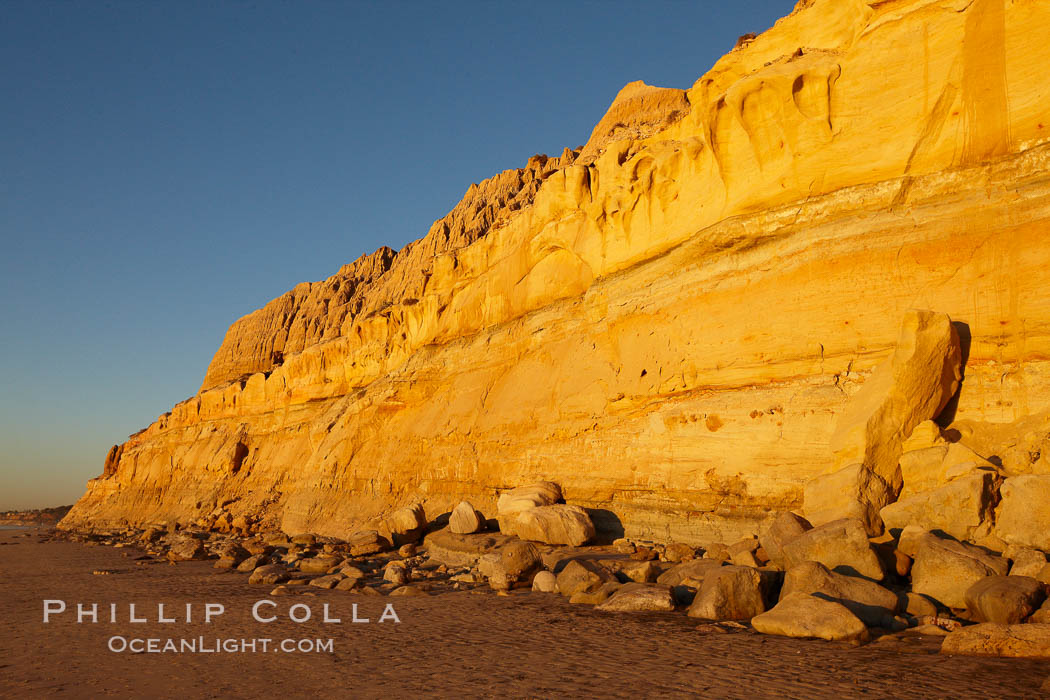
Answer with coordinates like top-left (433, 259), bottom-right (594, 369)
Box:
top-left (2, 528), bottom-right (1049, 699)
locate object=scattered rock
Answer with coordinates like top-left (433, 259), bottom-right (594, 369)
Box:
top-left (781, 561), bottom-right (899, 627)
top-left (309, 574), bottom-right (344, 589)
top-left (596, 583), bottom-right (675, 612)
top-left (167, 536), bottom-right (207, 561)
top-left (963, 575), bottom-right (1046, 624)
top-left (662, 542), bottom-right (695, 562)
top-left (804, 463), bottom-right (895, 537)
top-left (398, 544), bottom-right (417, 558)
top-left (557, 559), bottom-right (615, 596)
top-left (496, 482), bottom-right (563, 517)
top-left (687, 565), bottom-right (765, 621)
top-left (1005, 545), bottom-right (1048, 578)
top-left (290, 533), bottom-right (316, 546)
top-left (657, 559), bottom-right (724, 587)
top-left (236, 553), bottom-right (269, 572)
top-left (389, 585), bottom-right (428, 597)
top-left (449, 501), bottom-right (486, 535)
top-left (569, 581), bottom-right (621, 605)
top-left (996, 475), bottom-right (1050, 551)
top-left (759, 512), bottom-right (812, 569)
top-left (248, 564), bottom-right (289, 585)
top-left (299, 555), bottom-right (343, 574)
top-left (335, 577), bottom-right (362, 591)
top-left (383, 504), bottom-right (427, 546)
top-left (903, 592), bottom-right (939, 619)
top-left (751, 593), bottom-right (870, 643)
top-left (911, 534), bottom-right (1008, 609)
top-left (501, 505), bottom-right (595, 546)
top-left (532, 570), bottom-right (557, 592)
top-left (880, 471), bottom-right (998, 543)
top-left (349, 530), bottom-right (390, 557)
top-left (941, 623), bottom-right (1050, 657)
top-left (616, 560), bottom-right (660, 583)
top-left (781, 518), bottom-right (884, 580)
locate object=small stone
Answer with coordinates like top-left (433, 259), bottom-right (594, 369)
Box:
top-left (389, 585), bottom-right (428, 597)
top-left (596, 583), bottom-right (675, 612)
top-left (532, 570), bottom-right (557, 592)
top-left (398, 543), bottom-right (417, 558)
top-left (248, 564), bottom-right (289, 585)
top-left (662, 543), bottom-right (695, 562)
top-left (384, 563), bottom-right (410, 586)
top-left (290, 533), bottom-right (316, 546)
top-left (298, 555), bottom-right (343, 574)
top-left (309, 574), bottom-right (344, 589)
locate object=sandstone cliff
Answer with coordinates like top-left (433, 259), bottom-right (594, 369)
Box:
top-left (63, 0), bottom-right (1050, 544)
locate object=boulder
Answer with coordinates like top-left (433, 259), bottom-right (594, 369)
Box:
top-left (941, 623), bottom-right (1050, 658)
top-left (803, 464), bottom-right (895, 537)
top-left (290, 533), bottom-right (316, 546)
top-left (298, 555), bottom-right (343, 574)
top-left (531, 570), bottom-right (557, 593)
top-left (502, 505), bottom-right (595, 546)
top-left (656, 559), bottom-right (724, 586)
top-left (896, 525), bottom-right (929, 557)
top-left (900, 420), bottom-right (946, 453)
top-left (569, 581), bottom-right (620, 605)
top-left (496, 482), bottom-right (562, 516)
top-left (236, 553), bottom-right (269, 572)
top-left (963, 575), bottom-right (1046, 624)
top-left (348, 530), bottom-right (390, 557)
top-left (1006, 545), bottom-right (1048, 578)
top-left (335, 576), bottom-right (363, 591)
top-left (751, 593), bottom-right (869, 642)
top-left (616, 560), bottom-right (660, 583)
top-left (759, 512), bottom-right (812, 569)
top-left (780, 561), bottom-right (899, 627)
top-left (449, 501), bottom-right (485, 535)
top-left (384, 562), bottom-right (409, 586)
top-left (498, 540), bottom-right (541, 580)
top-left (880, 471), bottom-right (998, 542)
top-left (903, 592), bottom-right (939, 619)
top-left (781, 518), bottom-right (884, 580)
top-left (309, 574), bottom-right (344, 589)
top-left (995, 475), bottom-right (1050, 551)
top-left (248, 564), bottom-right (289, 585)
top-left (1031, 599), bottom-right (1050, 624)
top-left (596, 583), bottom-right (675, 612)
top-left (662, 543), bottom-right (696, 563)
top-left (898, 442), bottom-right (997, 498)
top-left (828, 309), bottom-right (962, 491)
top-left (167, 536), bottom-right (207, 561)
top-left (382, 504), bottom-right (427, 546)
top-left (911, 534), bottom-right (1008, 609)
top-left (687, 566), bottom-right (765, 621)
top-left (557, 559), bottom-right (615, 596)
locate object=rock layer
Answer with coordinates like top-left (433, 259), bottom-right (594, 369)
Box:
top-left (63, 0), bottom-right (1050, 544)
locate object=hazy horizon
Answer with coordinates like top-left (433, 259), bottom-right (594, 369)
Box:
top-left (0, 0), bottom-right (793, 511)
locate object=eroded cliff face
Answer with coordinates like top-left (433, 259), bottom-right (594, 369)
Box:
top-left (63, 0), bottom-right (1050, 543)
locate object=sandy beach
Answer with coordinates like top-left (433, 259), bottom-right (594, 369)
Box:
top-left (1, 528), bottom-right (1047, 699)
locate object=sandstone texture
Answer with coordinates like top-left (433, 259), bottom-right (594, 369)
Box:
top-left (62, 0), bottom-right (1050, 551)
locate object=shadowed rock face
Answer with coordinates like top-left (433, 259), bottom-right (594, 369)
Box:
top-left (63, 0), bottom-right (1050, 543)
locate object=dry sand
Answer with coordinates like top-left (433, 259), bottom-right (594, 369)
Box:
top-left (2, 528), bottom-right (1049, 699)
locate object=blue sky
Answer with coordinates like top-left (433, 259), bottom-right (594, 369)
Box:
top-left (0, 0), bottom-right (793, 510)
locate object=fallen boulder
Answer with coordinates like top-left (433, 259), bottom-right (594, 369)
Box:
top-left (758, 512), bottom-right (812, 569)
top-left (781, 518), bottom-right (884, 580)
top-left (963, 575), bottom-right (1046, 624)
top-left (880, 471), bottom-right (998, 542)
top-left (803, 463), bottom-right (894, 537)
top-left (751, 593), bottom-right (869, 642)
top-left (687, 565), bottom-right (765, 621)
top-left (502, 505), bottom-right (595, 546)
top-left (449, 501), bottom-right (486, 535)
top-left (995, 475), bottom-right (1050, 551)
top-left (941, 623), bottom-right (1050, 657)
top-left (911, 534), bottom-right (1008, 609)
top-left (557, 559), bottom-right (615, 596)
top-left (596, 583), bottom-right (675, 612)
top-left (781, 560), bottom-right (899, 627)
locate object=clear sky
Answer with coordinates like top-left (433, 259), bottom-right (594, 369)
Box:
top-left (0, 0), bottom-right (794, 510)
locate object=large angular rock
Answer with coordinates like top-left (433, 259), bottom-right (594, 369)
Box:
top-left (381, 504), bottom-right (427, 546)
top-left (759, 512), bottom-right (812, 569)
top-left (911, 534), bottom-right (1008, 609)
top-left (781, 518), bottom-right (884, 580)
top-left (501, 505), bottom-right (595, 546)
top-left (248, 564), bottom-right (289, 585)
top-left (941, 623), bottom-right (1050, 658)
top-left (995, 475), bottom-right (1050, 551)
top-left (449, 501), bottom-right (485, 535)
top-left (1006, 545), bottom-right (1048, 578)
top-left (557, 559), bottom-right (615, 596)
top-left (803, 463), bottom-right (895, 537)
top-left (348, 530), bottom-right (390, 556)
top-left (167, 536), bottom-right (207, 561)
top-left (656, 559), bottom-right (724, 586)
top-left (496, 482), bottom-right (562, 516)
top-left (898, 442), bottom-right (997, 498)
top-left (780, 561), bottom-right (899, 627)
top-left (963, 575), bottom-right (1046, 624)
top-left (298, 554), bottom-right (343, 574)
top-left (828, 310), bottom-right (962, 491)
top-left (687, 565), bottom-right (765, 621)
top-left (880, 471), bottom-right (998, 542)
top-left (596, 583), bottom-right (675, 612)
top-left (751, 593), bottom-right (869, 642)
